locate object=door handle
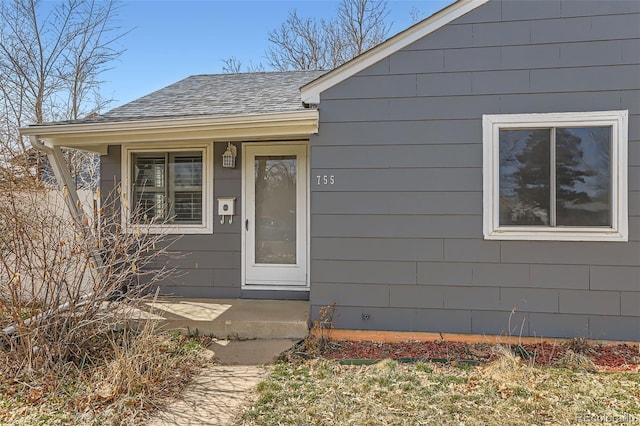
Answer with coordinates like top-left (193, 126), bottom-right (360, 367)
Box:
top-left (245, 219), bottom-right (249, 231)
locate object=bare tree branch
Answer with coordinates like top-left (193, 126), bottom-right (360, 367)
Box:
top-left (0, 0), bottom-right (127, 186)
top-left (221, 56), bottom-right (243, 74)
top-left (220, 56), bottom-right (265, 74)
top-left (266, 0), bottom-right (389, 71)
top-left (338, 0), bottom-right (390, 60)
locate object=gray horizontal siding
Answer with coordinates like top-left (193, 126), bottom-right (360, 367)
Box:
top-left (390, 285), bottom-right (445, 309)
top-left (313, 119), bottom-right (481, 145)
top-left (312, 215), bottom-right (481, 239)
top-left (499, 287), bottom-right (559, 313)
top-left (443, 239), bottom-right (500, 262)
top-left (559, 1), bottom-right (640, 17)
top-left (499, 242), bottom-right (640, 266)
top-left (313, 238), bottom-right (444, 262)
top-left (418, 262), bottom-right (472, 286)
top-left (630, 141), bottom-right (640, 167)
top-left (310, 0), bottom-right (640, 339)
top-left (320, 92), bottom-right (630, 122)
top-left (309, 304), bottom-right (640, 340)
top-left (590, 266), bottom-right (640, 291)
top-left (559, 290), bottom-right (621, 315)
top-left (621, 292), bottom-right (640, 316)
top-left (311, 144), bottom-right (481, 168)
top-left (629, 167), bottom-right (640, 190)
top-left (383, 40), bottom-right (640, 76)
top-left (406, 11), bottom-right (640, 51)
top-left (164, 251), bottom-right (240, 270)
top-left (311, 191), bottom-right (481, 215)
top-left (167, 232), bottom-right (240, 252)
top-left (588, 316), bottom-right (640, 341)
top-left (312, 282), bottom-right (390, 307)
top-left (530, 265), bottom-right (590, 290)
top-left (100, 142), bottom-right (245, 299)
top-left (471, 263), bottom-right (530, 286)
top-left (529, 65), bottom-right (640, 92)
top-left (389, 50), bottom-right (444, 75)
top-left (317, 67), bottom-right (640, 98)
top-left (312, 260), bottom-right (416, 285)
top-left (310, 168), bottom-right (482, 191)
top-left (314, 259), bottom-right (633, 292)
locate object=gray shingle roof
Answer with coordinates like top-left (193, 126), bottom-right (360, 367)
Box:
top-left (63, 70), bottom-right (325, 125)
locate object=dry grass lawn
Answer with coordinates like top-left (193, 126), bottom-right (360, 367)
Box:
top-left (242, 348), bottom-right (640, 425)
top-left (0, 328), bottom-right (209, 426)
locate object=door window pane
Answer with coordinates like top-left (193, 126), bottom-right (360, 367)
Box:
top-left (499, 129), bottom-right (551, 225)
top-left (555, 127), bottom-right (611, 226)
top-left (255, 155), bottom-right (296, 264)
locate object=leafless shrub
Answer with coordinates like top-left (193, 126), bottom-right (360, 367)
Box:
top-left (0, 179), bottom-right (176, 374)
top-left (304, 302), bottom-right (337, 355)
top-left (564, 337), bottom-right (596, 355)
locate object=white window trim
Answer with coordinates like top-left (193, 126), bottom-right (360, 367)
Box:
top-left (482, 110), bottom-right (628, 242)
top-left (121, 141), bottom-right (214, 234)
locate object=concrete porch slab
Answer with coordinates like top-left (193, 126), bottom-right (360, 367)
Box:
top-left (210, 339), bottom-right (300, 365)
top-left (142, 298), bottom-right (310, 339)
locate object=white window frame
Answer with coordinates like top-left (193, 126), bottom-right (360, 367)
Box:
top-left (483, 110), bottom-right (628, 242)
top-left (121, 141), bottom-right (214, 234)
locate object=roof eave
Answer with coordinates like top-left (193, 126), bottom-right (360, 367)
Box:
top-left (300, 0), bottom-right (489, 104)
top-left (19, 110), bottom-right (319, 152)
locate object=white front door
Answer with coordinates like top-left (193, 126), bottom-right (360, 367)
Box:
top-left (242, 143), bottom-right (308, 289)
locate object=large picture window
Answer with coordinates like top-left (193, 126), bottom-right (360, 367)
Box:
top-left (122, 143), bottom-right (213, 234)
top-left (483, 111), bottom-right (628, 241)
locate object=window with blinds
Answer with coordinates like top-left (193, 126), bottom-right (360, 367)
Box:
top-left (132, 152), bottom-right (203, 224)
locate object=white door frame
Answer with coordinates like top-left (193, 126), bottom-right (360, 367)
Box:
top-left (241, 142), bottom-right (309, 291)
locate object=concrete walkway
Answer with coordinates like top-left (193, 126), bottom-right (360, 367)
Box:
top-left (148, 339), bottom-right (300, 426)
top-left (148, 364), bottom-right (269, 426)
top-left (144, 298), bottom-right (307, 425)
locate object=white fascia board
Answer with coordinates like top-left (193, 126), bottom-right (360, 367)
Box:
top-left (300, 0), bottom-right (489, 104)
top-left (18, 110), bottom-right (319, 149)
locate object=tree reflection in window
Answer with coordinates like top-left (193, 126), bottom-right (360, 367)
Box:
top-left (556, 128), bottom-right (610, 226)
top-left (499, 129), bottom-right (550, 225)
top-left (499, 127), bottom-right (611, 227)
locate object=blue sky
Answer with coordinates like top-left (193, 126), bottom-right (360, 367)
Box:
top-left (100, 0), bottom-right (452, 109)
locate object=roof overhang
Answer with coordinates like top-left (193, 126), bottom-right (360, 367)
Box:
top-left (19, 110), bottom-right (319, 154)
top-left (300, 0), bottom-right (489, 104)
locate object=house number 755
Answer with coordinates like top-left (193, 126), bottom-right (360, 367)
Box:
top-left (316, 175), bottom-right (335, 185)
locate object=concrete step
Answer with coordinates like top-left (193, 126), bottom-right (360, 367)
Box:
top-left (141, 298), bottom-right (309, 340)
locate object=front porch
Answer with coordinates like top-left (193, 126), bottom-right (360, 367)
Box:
top-left (136, 298), bottom-right (309, 340)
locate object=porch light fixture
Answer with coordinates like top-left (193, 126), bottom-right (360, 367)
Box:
top-left (222, 142), bottom-right (237, 168)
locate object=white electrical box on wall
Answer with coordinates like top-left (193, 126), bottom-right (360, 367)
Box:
top-left (218, 197), bottom-right (236, 224)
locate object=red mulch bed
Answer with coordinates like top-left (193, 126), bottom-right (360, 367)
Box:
top-left (318, 340), bottom-right (640, 371)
